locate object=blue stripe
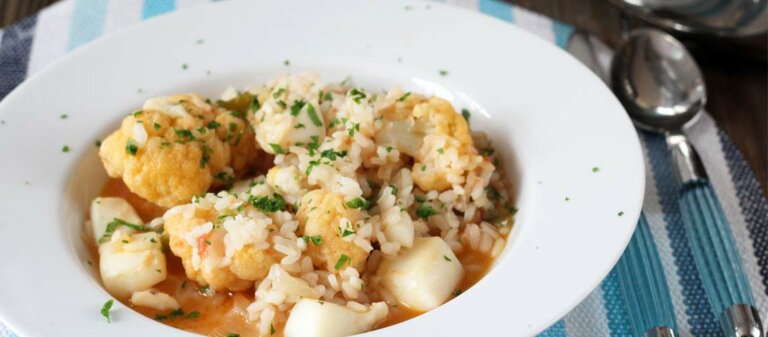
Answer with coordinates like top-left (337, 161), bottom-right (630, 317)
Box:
top-left (142, 0), bottom-right (176, 19)
top-left (478, 0), bottom-right (515, 23)
top-left (643, 132), bottom-right (722, 335)
top-left (552, 21), bottom-right (574, 49)
top-left (0, 16), bottom-right (36, 101)
top-left (537, 320), bottom-right (568, 337)
top-left (600, 270), bottom-right (633, 336)
top-left (67, 0), bottom-right (108, 50)
top-left (718, 129), bottom-right (768, 298)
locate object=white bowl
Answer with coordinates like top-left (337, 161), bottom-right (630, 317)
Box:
top-left (0, 1), bottom-right (644, 336)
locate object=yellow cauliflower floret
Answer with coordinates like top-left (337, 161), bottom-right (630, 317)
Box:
top-left (164, 204), bottom-right (279, 292)
top-left (100, 95), bottom-right (233, 207)
top-left (215, 112), bottom-right (260, 177)
top-left (376, 96), bottom-right (477, 191)
top-left (297, 190), bottom-right (368, 272)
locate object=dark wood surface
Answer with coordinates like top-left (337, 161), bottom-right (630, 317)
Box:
top-left (2, 0), bottom-right (766, 195)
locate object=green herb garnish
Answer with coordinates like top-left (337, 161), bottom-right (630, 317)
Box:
top-left (335, 254), bottom-right (350, 270)
top-left (248, 193), bottom-right (287, 212)
top-left (346, 197), bottom-right (371, 210)
top-left (99, 218), bottom-right (147, 244)
top-left (269, 143), bottom-right (285, 154)
top-left (290, 99), bottom-right (306, 116)
top-left (416, 204), bottom-right (439, 219)
top-left (101, 299), bottom-right (114, 323)
top-left (306, 103), bottom-right (323, 127)
top-left (398, 92), bottom-right (411, 102)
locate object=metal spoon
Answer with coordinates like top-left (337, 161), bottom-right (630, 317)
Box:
top-left (567, 30), bottom-right (679, 337)
top-left (611, 28), bottom-right (764, 337)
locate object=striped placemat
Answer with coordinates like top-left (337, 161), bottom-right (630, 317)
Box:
top-left (0, 0), bottom-right (765, 336)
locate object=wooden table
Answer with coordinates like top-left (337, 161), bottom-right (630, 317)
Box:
top-left (2, 0), bottom-right (766, 195)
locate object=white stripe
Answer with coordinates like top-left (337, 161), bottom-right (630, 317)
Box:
top-left (639, 134), bottom-right (694, 336)
top-left (176, 0), bottom-right (212, 8)
top-left (0, 30), bottom-right (4, 43)
top-left (687, 113), bottom-right (768, 314)
top-left (564, 288), bottom-right (612, 336)
top-left (26, 0), bottom-right (75, 75)
top-left (511, 6), bottom-right (555, 42)
top-left (443, 0), bottom-right (479, 10)
top-left (104, 0), bottom-right (143, 34)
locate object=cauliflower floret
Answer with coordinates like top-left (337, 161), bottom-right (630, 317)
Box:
top-left (375, 95), bottom-right (480, 191)
top-left (215, 112), bottom-right (260, 177)
top-left (296, 190), bottom-right (369, 272)
top-left (248, 74), bottom-right (326, 154)
top-left (163, 198), bottom-right (280, 292)
top-left (266, 165), bottom-right (307, 204)
top-left (99, 95), bottom-right (232, 207)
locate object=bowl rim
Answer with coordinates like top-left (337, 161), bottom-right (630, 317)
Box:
top-left (0, 1), bottom-right (644, 336)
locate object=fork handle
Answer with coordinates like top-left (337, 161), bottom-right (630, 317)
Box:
top-left (616, 213), bottom-right (678, 337)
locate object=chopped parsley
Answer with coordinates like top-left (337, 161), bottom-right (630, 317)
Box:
top-left (271, 323), bottom-right (276, 335)
top-left (389, 185), bottom-right (398, 195)
top-left (182, 63), bottom-right (188, 70)
top-left (60, 114), bottom-right (68, 119)
top-left (207, 121), bottom-right (220, 129)
top-left (565, 197), bottom-right (571, 202)
top-left (398, 92), bottom-right (411, 102)
top-left (294, 123), bottom-right (305, 129)
top-left (348, 123), bottom-right (360, 137)
top-left (272, 88), bottom-right (286, 98)
top-left (339, 223), bottom-right (356, 238)
top-left (324, 91), bottom-right (333, 102)
top-left (443, 255), bottom-right (452, 262)
top-left (416, 204), bottom-right (439, 219)
top-left (303, 235), bottom-right (323, 246)
top-left (437, 148), bottom-right (444, 154)
top-left (386, 145), bottom-right (393, 153)
top-left (248, 193), bottom-right (287, 212)
top-left (348, 88), bottom-right (367, 104)
top-left (132, 109), bottom-right (144, 117)
top-left (269, 143), bottom-right (286, 154)
top-left (592, 166), bottom-right (600, 173)
top-left (461, 108), bottom-right (471, 122)
top-left (153, 122), bottom-right (161, 130)
top-left (99, 218), bottom-right (147, 243)
top-left (306, 103), bottom-right (323, 127)
top-left (125, 139), bottom-right (138, 155)
top-left (155, 308), bottom-right (185, 321)
top-left (618, 211), bottom-right (624, 217)
top-left (421, 165), bottom-right (426, 172)
top-left (290, 99), bottom-right (306, 116)
top-left (439, 69), bottom-right (449, 76)
top-left (94, 139), bottom-right (102, 147)
top-left (62, 145), bottom-right (70, 153)
top-left (227, 334), bottom-right (240, 337)
top-left (174, 128), bottom-right (195, 141)
top-left (101, 299), bottom-right (114, 323)
top-left (335, 254), bottom-right (350, 270)
top-left (215, 172), bottom-right (234, 188)
top-left (346, 197), bottom-right (371, 210)
top-left (486, 187), bottom-right (501, 200)
top-left (415, 195), bottom-right (426, 203)
top-left (186, 311), bottom-right (200, 319)
top-left (200, 143), bottom-right (211, 168)
top-left (250, 96), bottom-right (261, 112)
top-left (320, 149), bottom-right (348, 161)
top-left (276, 100), bottom-right (287, 109)
top-left (284, 59), bottom-right (290, 66)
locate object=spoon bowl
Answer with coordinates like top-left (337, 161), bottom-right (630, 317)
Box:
top-left (610, 28), bottom-right (706, 133)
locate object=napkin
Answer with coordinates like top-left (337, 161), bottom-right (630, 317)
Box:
top-left (0, 1), bottom-right (765, 336)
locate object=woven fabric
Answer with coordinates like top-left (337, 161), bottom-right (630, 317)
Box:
top-left (0, 0), bottom-right (765, 336)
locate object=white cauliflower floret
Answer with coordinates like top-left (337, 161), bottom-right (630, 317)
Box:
top-left (375, 95), bottom-right (482, 191)
top-left (296, 190), bottom-right (369, 272)
top-left (99, 94), bottom-right (232, 207)
top-left (248, 74), bottom-right (326, 154)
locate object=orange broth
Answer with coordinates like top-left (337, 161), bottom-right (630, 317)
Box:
top-left (92, 179), bottom-right (503, 336)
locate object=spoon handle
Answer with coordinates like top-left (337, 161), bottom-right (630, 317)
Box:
top-left (616, 213), bottom-right (678, 337)
top-left (669, 136), bottom-right (763, 336)
top-left (678, 179), bottom-right (763, 336)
